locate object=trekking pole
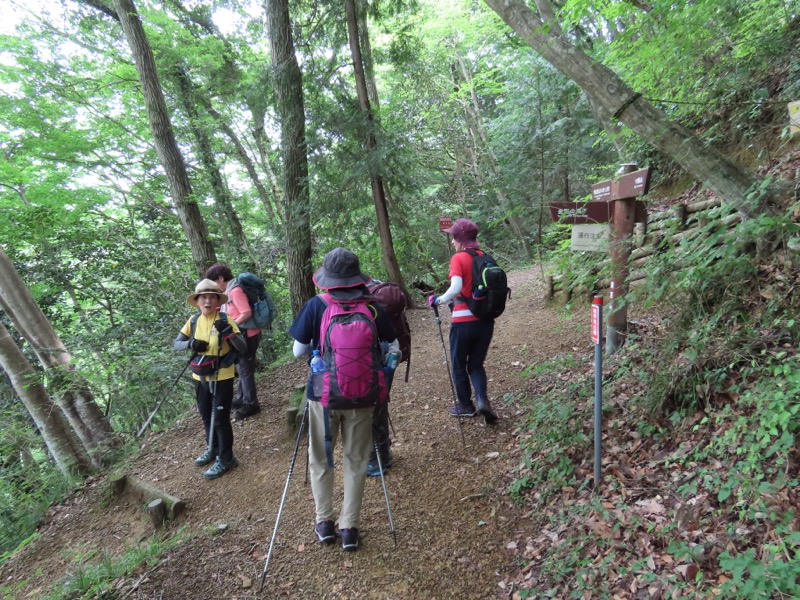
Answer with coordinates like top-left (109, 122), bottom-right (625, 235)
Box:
top-left (304, 429), bottom-right (310, 485)
top-left (206, 342), bottom-right (224, 452)
top-left (374, 437), bottom-right (397, 546)
top-left (137, 354), bottom-right (195, 438)
top-left (260, 400), bottom-right (310, 591)
top-left (431, 303), bottom-right (467, 449)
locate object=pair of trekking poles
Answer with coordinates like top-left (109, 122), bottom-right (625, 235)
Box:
top-left (259, 303), bottom-right (465, 589)
top-left (258, 399), bottom-right (397, 590)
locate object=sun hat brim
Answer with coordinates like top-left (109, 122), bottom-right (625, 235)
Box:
top-left (312, 266), bottom-right (372, 290)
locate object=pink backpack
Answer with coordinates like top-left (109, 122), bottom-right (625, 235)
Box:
top-left (318, 293), bottom-right (387, 410)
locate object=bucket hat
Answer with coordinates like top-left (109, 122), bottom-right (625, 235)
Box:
top-left (312, 247), bottom-right (372, 290)
top-left (443, 218), bottom-right (481, 248)
top-left (187, 279), bottom-right (228, 306)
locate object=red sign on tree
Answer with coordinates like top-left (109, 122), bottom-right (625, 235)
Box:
top-left (438, 216), bottom-right (453, 232)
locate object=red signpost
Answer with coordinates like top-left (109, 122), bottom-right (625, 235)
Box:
top-left (591, 295), bottom-right (603, 487)
top-left (439, 216), bottom-right (453, 256)
top-left (591, 297), bottom-right (602, 345)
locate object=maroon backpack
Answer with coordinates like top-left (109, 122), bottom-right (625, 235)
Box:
top-left (367, 281), bottom-right (412, 382)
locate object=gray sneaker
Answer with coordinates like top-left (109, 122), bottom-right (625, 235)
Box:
top-left (203, 456), bottom-right (238, 479)
top-left (449, 404), bottom-right (477, 417)
top-left (194, 447), bottom-right (217, 466)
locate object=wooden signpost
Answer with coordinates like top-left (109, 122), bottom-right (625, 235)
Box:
top-left (591, 165), bottom-right (652, 354)
top-left (549, 164), bottom-right (652, 353)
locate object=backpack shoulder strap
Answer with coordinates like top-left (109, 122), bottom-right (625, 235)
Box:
top-left (191, 310), bottom-right (228, 338)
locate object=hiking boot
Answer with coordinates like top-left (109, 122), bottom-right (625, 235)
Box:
top-left (232, 398), bottom-right (244, 410)
top-left (234, 404), bottom-right (261, 420)
top-left (315, 520), bottom-right (336, 545)
top-left (340, 528), bottom-right (359, 552)
top-left (194, 447), bottom-right (217, 467)
top-left (366, 453), bottom-right (393, 477)
top-left (449, 404), bottom-right (477, 418)
top-left (476, 398), bottom-right (498, 425)
top-left (203, 456), bottom-right (238, 479)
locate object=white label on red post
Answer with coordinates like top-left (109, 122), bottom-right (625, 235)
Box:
top-left (591, 304), bottom-right (600, 345)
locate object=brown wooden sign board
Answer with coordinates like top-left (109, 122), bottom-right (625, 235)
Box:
top-left (550, 202), bottom-right (612, 224)
top-left (591, 167), bottom-right (652, 202)
top-left (438, 216), bottom-right (453, 232)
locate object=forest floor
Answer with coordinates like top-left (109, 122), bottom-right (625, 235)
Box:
top-left (0, 265), bottom-right (591, 599)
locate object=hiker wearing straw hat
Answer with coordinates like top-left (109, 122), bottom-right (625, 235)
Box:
top-left (173, 279), bottom-right (248, 479)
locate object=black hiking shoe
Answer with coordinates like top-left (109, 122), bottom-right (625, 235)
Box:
top-left (194, 447), bottom-right (217, 466)
top-left (340, 528), bottom-right (359, 552)
top-left (203, 456), bottom-right (238, 479)
top-left (476, 398), bottom-right (498, 425)
top-left (234, 404), bottom-right (261, 420)
top-left (232, 399), bottom-right (243, 410)
top-left (315, 520), bottom-right (336, 545)
top-left (449, 404), bottom-right (477, 418)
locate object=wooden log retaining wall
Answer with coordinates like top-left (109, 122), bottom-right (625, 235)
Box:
top-left (546, 197), bottom-right (743, 302)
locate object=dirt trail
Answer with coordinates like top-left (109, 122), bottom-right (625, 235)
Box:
top-left (0, 266), bottom-right (587, 599)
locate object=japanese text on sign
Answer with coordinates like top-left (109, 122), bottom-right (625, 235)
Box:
top-left (571, 224), bottom-right (610, 252)
top-left (591, 303), bottom-right (600, 345)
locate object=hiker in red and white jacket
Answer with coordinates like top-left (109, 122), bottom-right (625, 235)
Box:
top-left (428, 218), bottom-right (499, 425)
top-left (289, 248), bottom-right (399, 552)
top-left (205, 263), bottom-right (262, 420)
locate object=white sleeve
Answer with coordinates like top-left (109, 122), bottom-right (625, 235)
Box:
top-left (436, 275), bottom-right (463, 304)
top-left (293, 340), bottom-right (310, 358)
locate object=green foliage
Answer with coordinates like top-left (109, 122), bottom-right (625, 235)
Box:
top-left (0, 397), bottom-right (76, 559)
top-left (510, 354), bottom-right (590, 504)
top-left (38, 529), bottom-right (187, 600)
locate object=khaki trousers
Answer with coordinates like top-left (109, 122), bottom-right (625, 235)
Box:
top-left (307, 399), bottom-right (373, 530)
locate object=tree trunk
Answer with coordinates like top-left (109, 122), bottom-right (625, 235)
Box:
top-left (0, 322), bottom-right (94, 478)
top-left (202, 102), bottom-right (281, 224)
top-left (171, 66), bottom-right (255, 270)
top-left (265, 0), bottom-right (315, 316)
top-left (356, 0), bottom-right (380, 110)
top-left (0, 247), bottom-right (113, 464)
top-left (344, 0), bottom-right (413, 301)
top-left (481, 0), bottom-right (786, 216)
top-left (112, 0), bottom-right (217, 276)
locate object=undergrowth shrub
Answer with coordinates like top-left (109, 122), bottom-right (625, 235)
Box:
top-left (0, 407), bottom-right (75, 561)
top-left (510, 355), bottom-right (591, 505)
top-left (516, 202), bottom-right (800, 597)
